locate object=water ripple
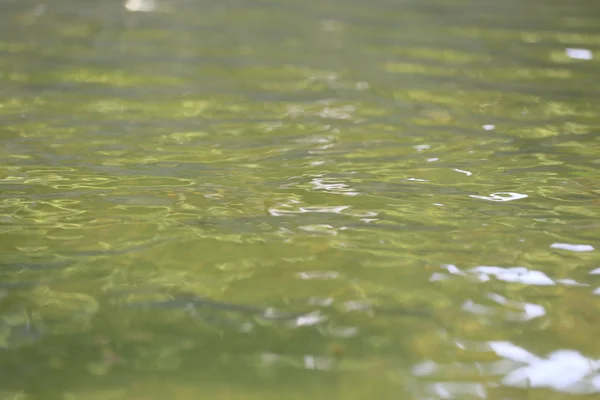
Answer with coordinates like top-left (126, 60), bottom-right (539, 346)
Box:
top-left (2, 0), bottom-right (600, 398)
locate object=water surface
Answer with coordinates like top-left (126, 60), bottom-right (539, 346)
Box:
top-left (2, 0), bottom-right (600, 399)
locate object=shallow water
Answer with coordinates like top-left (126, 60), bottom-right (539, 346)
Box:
top-left (1, 0), bottom-right (600, 398)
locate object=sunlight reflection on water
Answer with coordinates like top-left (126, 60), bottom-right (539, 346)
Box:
top-left (2, 0), bottom-right (600, 398)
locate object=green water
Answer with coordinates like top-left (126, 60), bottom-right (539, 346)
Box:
top-left (2, 0), bottom-right (600, 398)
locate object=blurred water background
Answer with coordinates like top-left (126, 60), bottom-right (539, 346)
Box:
top-left (1, 0), bottom-right (600, 399)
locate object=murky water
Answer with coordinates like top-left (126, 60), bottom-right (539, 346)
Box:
top-left (2, 0), bottom-right (600, 398)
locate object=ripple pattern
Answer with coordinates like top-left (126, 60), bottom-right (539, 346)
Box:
top-left (1, 0), bottom-right (600, 398)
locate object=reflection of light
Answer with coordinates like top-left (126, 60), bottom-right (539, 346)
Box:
top-left (492, 344), bottom-right (600, 394)
top-left (125, 0), bottom-right (156, 12)
top-left (470, 266), bottom-right (554, 285)
top-left (412, 360), bottom-right (438, 376)
top-left (469, 192), bottom-right (528, 202)
top-left (483, 124), bottom-right (495, 131)
top-left (551, 243), bottom-right (594, 252)
top-left (310, 177), bottom-right (359, 196)
top-left (298, 224), bottom-right (338, 235)
top-left (555, 278), bottom-right (588, 286)
top-left (590, 268), bottom-right (600, 275)
top-left (435, 264), bottom-right (589, 288)
top-left (442, 264), bottom-right (556, 285)
top-left (489, 341), bottom-right (539, 363)
top-left (269, 204), bottom-right (349, 216)
top-left (293, 311), bottom-right (327, 327)
top-left (565, 48), bottom-right (593, 60)
top-left (491, 343), bottom-right (600, 393)
top-left (296, 271), bottom-right (341, 280)
top-left (453, 168), bottom-right (472, 176)
top-left (413, 342), bottom-right (600, 396)
top-left (295, 135), bottom-right (334, 144)
top-left (462, 293), bottom-right (546, 321)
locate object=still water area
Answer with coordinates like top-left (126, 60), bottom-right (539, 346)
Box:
top-left (2, 0), bottom-right (600, 398)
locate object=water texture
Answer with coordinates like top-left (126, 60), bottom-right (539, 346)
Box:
top-left (1, 0), bottom-right (600, 399)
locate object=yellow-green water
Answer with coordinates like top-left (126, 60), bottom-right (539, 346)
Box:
top-left (2, 0), bottom-right (600, 398)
